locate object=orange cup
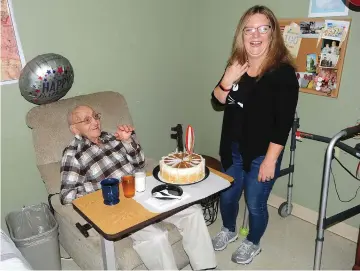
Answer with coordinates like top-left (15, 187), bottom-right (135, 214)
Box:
top-left (121, 175), bottom-right (135, 198)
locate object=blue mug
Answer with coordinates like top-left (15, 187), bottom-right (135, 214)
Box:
top-left (100, 178), bottom-right (120, 205)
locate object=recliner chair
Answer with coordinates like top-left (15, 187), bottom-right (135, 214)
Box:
top-left (26, 91), bottom-right (191, 270)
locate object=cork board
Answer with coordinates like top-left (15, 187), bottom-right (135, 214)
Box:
top-left (279, 17), bottom-right (351, 98)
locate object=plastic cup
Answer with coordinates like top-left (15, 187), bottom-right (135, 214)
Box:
top-left (100, 178), bottom-right (120, 205)
top-left (121, 175), bottom-right (135, 198)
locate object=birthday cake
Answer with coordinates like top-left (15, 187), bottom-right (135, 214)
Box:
top-left (159, 152), bottom-right (206, 184)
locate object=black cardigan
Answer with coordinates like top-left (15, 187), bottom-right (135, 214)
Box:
top-left (212, 63), bottom-right (299, 172)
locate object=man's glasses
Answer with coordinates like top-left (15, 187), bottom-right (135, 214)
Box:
top-left (73, 113), bottom-right (101, 125)
top-left (243, 25), bottom-right (271, 35)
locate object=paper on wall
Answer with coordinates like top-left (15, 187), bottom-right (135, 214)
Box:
top-left (283, 22), bottom-right (302, 58)
top-left (317, 19), bottom-right (350, 47)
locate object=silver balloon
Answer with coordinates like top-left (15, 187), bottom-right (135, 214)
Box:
top-left (19, 53), bottom-right (74, 105)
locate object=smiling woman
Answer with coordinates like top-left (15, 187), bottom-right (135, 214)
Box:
top-left (211, 5), bottom-right (299, 265)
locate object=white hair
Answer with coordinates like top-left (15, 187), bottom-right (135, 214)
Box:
top-left (67, 104), bottom-right (93, 126)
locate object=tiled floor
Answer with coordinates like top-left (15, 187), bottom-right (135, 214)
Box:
top-left (61, 200), bottom-right (357, 270)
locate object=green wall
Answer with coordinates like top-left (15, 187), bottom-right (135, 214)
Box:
top-left (1, 0), bottom-right (359, 233)
top-left (0, 0), bottom-right (200, 231)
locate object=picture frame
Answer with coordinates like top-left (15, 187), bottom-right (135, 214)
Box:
top-left (1, 0), bottom-right (26, 86)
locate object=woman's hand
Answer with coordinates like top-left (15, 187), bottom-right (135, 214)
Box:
top-left (220, 61), bottom-right (249, 89)
top-left (258, 143), bottom-right (284, 182)
top-left (258, 158), bottom-right (276, 182)
top-left (213, 61), bottom-right (249, 104)
top-left (114, 124), bottom-right (134, 142)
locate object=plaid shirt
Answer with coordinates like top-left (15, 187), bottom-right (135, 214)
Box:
top-left (60, 131), bottom-right (145, 205)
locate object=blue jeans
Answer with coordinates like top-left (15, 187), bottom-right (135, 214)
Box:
top-left (219, 142), bottom-right (283, 245)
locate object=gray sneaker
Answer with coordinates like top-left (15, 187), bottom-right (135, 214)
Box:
top-left (212, 227), bottom-right (238, 251)
top-left (231, 239), bottom-right (261, 264)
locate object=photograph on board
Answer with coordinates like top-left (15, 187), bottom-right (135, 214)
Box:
top-left (300, 21), bottom-right (324, 38)
top-left (322, 20), bottom-right (350, 41)
top-left (314, 68), bottom-right (337, 93)
top-left (296, 72), bottom-right (316, 89)
top-left (306, 53), bottom-right (317, 73)
top-left (319, 39), bottom-right (340, 68)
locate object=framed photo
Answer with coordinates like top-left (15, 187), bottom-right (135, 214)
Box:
top-left (1, 0), bottom-right (26, 86)
top-left (308, 0), bottom-right (349, 17)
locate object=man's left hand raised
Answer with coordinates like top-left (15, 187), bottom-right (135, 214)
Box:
top-left (114, 124), bottom-right (134, 142)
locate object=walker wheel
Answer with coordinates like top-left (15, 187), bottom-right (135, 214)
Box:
top-left (278, 202), bottom-right (293, 217)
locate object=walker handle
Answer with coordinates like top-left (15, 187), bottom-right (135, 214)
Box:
top-left (342, 124), bottom-right (360, 139)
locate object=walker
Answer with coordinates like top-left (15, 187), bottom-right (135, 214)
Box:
top-left (239, 117), bottom-right (360, 270)
top-left (296, 125), bottom-right (360, 270)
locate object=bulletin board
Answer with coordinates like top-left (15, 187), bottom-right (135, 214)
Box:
top-left (279, 17), bottom-right (351, 98)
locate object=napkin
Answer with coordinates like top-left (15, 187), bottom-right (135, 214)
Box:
top-left (144, 192), bottom-right (190, 212)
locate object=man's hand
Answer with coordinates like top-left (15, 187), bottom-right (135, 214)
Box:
top-left (114, 124), bottom-right (134, 142)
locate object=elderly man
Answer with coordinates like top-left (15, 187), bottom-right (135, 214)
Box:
top-left (60, 105), bottom-right (217, 270)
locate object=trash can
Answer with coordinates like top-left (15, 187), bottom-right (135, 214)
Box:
top-left (5, 203), bottom-right (61, 270)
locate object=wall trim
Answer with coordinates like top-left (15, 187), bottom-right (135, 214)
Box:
top-left (268, 194), bottom-right (358, 243)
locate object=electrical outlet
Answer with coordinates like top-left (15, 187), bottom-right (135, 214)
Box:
top-left (334, 147), bottom-right (340, 159)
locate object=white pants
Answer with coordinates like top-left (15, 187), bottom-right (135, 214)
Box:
top-left (130, 204), bottom-right (217, 270)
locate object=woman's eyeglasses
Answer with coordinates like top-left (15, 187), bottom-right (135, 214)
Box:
top-left (73, 113), bottom-right (101, 125)
top-left (243, 25), bottom-right (271, 35)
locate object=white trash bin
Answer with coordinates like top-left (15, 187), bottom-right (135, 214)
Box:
top-left (5, 203), bottom-right (61, 270)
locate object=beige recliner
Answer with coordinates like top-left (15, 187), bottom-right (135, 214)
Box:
top-left (26, 91), bottom-right (191, 270)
